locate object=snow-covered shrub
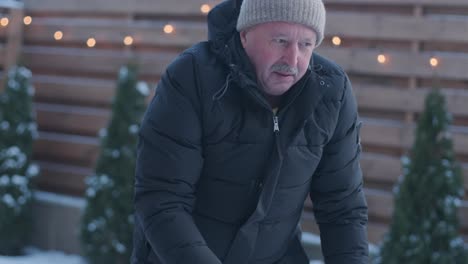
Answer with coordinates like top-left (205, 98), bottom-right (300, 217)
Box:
top-left (81, 64), bottom-right (149, 263)
top-left (377, 88), bottom-right (467, 264)
top-left (0, 66), bottom-right (39, 255)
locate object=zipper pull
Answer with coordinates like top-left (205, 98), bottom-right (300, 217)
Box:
top-left (273, 116), bottom-right (280, 132)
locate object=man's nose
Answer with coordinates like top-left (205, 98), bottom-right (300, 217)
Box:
top-left (283, 44), bottom-right (299, 66)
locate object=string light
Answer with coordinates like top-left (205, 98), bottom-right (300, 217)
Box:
top-left (123, 36), bottom-right (134, 46)
top-left (201, 4), bottom-right (211, 14)
top-left (87, 37), bottom-right (96, 48)
top-left (332, 36), bottom-right (342, 46)
top-left (430, 57), bottom-right (439, 68)
top-left (54, 31), bottom-right (63, 40)
top-left (17, 11), bottom-right (434, 72)
top-left (163, 24), bottom-right (175, 34)
top-left (0, 17), bottom-right (9, 27)
top-left (377, 54), bottom-right (387, 64)
top-left (23, 16), bottom-right (32, 25)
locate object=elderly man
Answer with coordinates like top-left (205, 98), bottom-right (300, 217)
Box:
top-left (132, 0), bottom-right (369, 263)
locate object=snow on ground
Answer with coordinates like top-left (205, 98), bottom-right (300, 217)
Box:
top-left (0, 232), bottom-right (328, 264)
top-left (0, 248), bottom-right (86, 264)
top-left (0, 254), bottom-right (321, 264)
top-left (0, 248), bottom-right (324, 264)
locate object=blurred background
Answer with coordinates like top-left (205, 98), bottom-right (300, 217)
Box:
top-left (0, 0), bottom-right (467, 262)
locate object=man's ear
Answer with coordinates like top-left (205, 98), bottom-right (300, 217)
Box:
top-left (239, 30), bottom-right (248, 48)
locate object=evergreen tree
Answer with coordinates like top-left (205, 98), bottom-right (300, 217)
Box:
top-left (81, 64), bottom-right (149, 264)
top-left (0, 66), bottom-right (39, 255)
top-left (378, 87), bottom-right (468, 264)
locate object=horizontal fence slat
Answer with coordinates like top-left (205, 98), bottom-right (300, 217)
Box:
top-left (325, 0), bottom-right (468, 7)
top-left (23, 47), bottom-right (132, 74)
top-left (361, 119), bottom-right (412, 149)
top-left (365, 189), bottom-right (394, 221)
top-left (133, 0), bottom-right (221, 16)
top-left (327, 12), bottom-right (468, 43)
top-left (317, 47), bottom-right (468, 80)
top-left (361, 153), bottom-right (468, 195)
top-left (33, 131), bottom-right (99, 167)
top-left (366, 188), bottom-right (468, 230)
top-left (36, 103), bottom-right (110, 136)
top-left (24, 19), bottom-right (207, 47)
top-left (24, 0), bottom-right (221, 16)
top-left (361, 118), bottom-right (468, 155)
top-left (0, 28), bottom-right (6, 39)
top-left (36, 161), bottom-right (90, 196)
top-left (361, 153), bottom-right (401, 184)
top-left (355, 85), bottom-right (468, 117)
top-left (34, 75), bottom-right (117, 107)
top-left (22, 46), bottom-right (176, 77)
top-left (24, 0), bottom-right (133, 15)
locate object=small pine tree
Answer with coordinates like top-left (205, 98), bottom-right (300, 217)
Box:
top-left (81, 64), bottom-right (149, 264)
top-left (0, 66), bottom-right (39, 255)
top-left (378, 87), bottom-right (468, 264)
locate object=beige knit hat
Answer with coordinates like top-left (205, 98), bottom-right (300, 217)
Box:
top-left (236, 0), bottom-right (326, 46)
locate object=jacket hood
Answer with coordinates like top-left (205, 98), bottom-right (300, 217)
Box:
top-left (207, 0), bottom-right (242, 42)
top-left (207, 0), bottom-right (245, 66)
top-left (207, 0), bottom-right (262, 101)
top-left (207, 0), bottom-right (248, 71)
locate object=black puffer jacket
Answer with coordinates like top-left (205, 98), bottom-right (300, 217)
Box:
top-left (132, 1), bottom-right (368, 263)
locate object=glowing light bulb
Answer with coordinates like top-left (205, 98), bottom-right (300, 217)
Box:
top-left (377, 54), bottom-right (387, 64)
top-left (23, 16), bottom-right (32, 25)
top-left (332, 36), bottom-right (341, 46)
top-left (164, 24), bottom-right (174, 34)
top-left (87, 37), bottom-right (96, 48)
top-left (430, 57), bottom-right (439, 68)
top-left (123, 36), bottom-right (134, 46)
top-left (54, 31), bottom-right (63, 40)
top-left (0, 18), bottom-right (9, 27)
top-left (201, 4), bottom-right (211, 14)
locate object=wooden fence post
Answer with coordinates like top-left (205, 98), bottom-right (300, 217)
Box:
top-left (1, 0), bottom-right (24, 91)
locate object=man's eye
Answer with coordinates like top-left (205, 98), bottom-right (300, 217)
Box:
top-left (274, 39), bottom-right (287, 45)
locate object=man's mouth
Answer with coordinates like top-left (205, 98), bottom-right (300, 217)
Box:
top-left (274, 72), bottom-right (295, 77)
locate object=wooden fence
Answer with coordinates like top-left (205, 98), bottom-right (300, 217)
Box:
top-left (0, 0), bottom-right (24, 89)
top-left (18, 0), bottom-right (468, 245)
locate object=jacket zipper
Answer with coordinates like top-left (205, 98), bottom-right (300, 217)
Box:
top-left (273, 115), bottom-right (280, 132)
top-left (273, 114), bottom-right (282, 162)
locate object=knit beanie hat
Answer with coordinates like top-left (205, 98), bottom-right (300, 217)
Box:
top-left (236, 0), bottom-right (326, 46)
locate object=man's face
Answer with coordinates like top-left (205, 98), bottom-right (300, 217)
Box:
top-left (240, 21), bottom-right (317, 97)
